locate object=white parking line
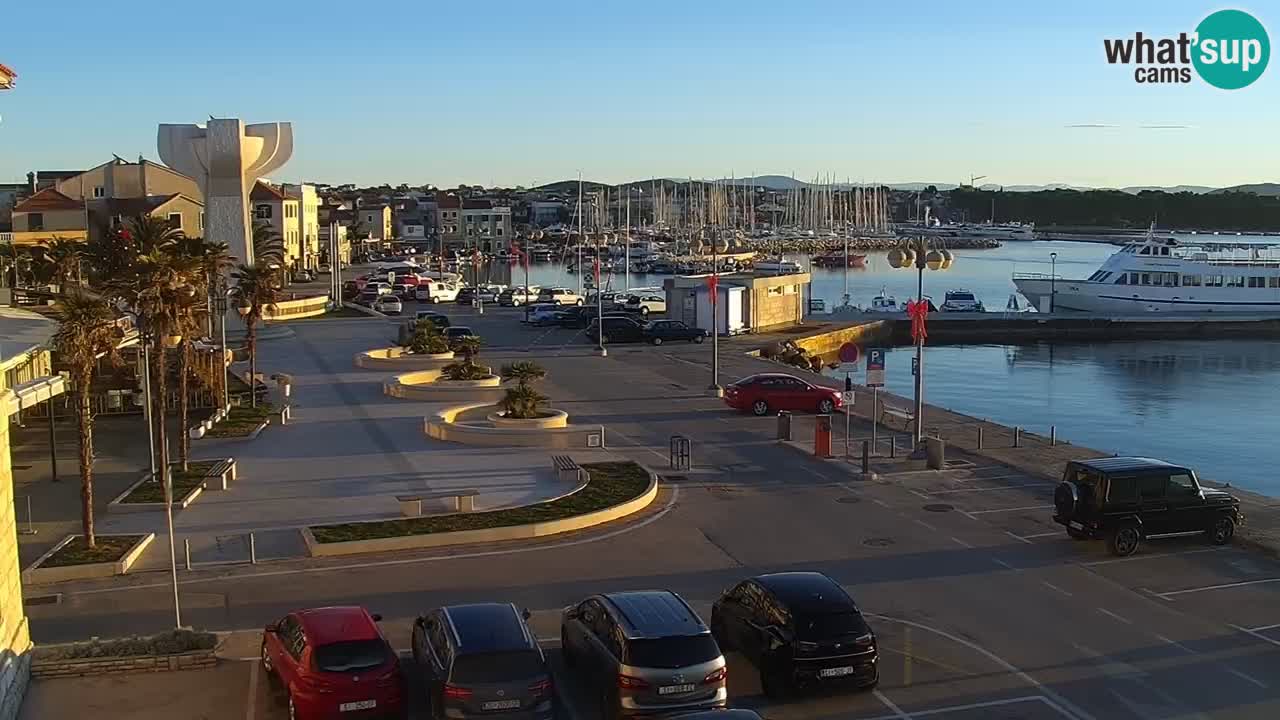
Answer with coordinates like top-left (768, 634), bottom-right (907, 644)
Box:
top-left (928, 483), bottom-right (1052, 494)
top-left (1154, 634), bottom-right (1194, 654)
top-left (993, 558), bottom-right (1015, 570)
top-left (871, 689), bottom-right (910, 718)
top-left (1097, 608), bottom-right (1132, 625)
top-left (915, 519), bottom-right (938, 532)
top-left (1082, 547), bottom-right (1223, 567)
top-left (1155, 576), bottom-right (1280, 599)
top-left (244, 661), bottom-right (259, 720)
top-left (1005, 531), bottom-right (1033, 544)
top-left (950, 536), bottom-right (973, 549)
top-left (966, 505), bottom-right (1053, 515)
top-left (1248, 622), bottom-right (1280, 633)
top-left (1227, 668), bottom-right (1268, 689)
top-left (1232, 624), bottom-right (1280, 649)
top-left (1041, 581), bottom-right (1072, 597)
top-left (871, 498), bottom-right (891, 508)
top-left (1019, 530), bottom-right (1065, 539)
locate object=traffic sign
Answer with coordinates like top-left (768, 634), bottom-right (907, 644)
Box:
top-left (911, 356), bottom-right (919, 377)
top-left (838, 342), bottom-right (860, 364)
top-left (866, 348), bottom-right (886, 387)
top-left (841, 390), bottom-right (855, 404)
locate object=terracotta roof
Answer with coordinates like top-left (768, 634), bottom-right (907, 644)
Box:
top-left (13, 188), bottom-right (83, 213)
top-left (101, 193), bottom-right (188, 216)
top-left (435, 194), bottom-right (461, 209)
top-left (251, 181), bottom-right (286, 201)
top-left (463, 200), bottom-right (493, 210)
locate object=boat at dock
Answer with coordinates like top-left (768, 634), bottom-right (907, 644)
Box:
top-left (940, 288), bottom-right (984, 312)
top-left (866, 288), bottom-right (901, 313)
top-left (1013, 227), bottom-right (1280, 313)
top-left (811, 251), bottom-right (867, 268)
top-left (753, 258), bottom-right (803, 273)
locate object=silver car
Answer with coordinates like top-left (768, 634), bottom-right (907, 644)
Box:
top-left (412, 603), bottom-right (554, 720)
top-left (561, 591), bottom-right (727, 719)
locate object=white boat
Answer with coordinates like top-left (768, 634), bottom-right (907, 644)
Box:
top-left (866, 288), bottom-right (901, 313)
top-left (903, 222), bottom-right (1035, 241)
top-left (1013, 227), bottom-right (1280, 313)
top-left (753, 258), bottom-right (802, 273)
top-left (940, 288), bottom-right (984, 312)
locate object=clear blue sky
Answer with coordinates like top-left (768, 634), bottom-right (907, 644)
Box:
top-left (0, 0), bottom-right (1274, 189)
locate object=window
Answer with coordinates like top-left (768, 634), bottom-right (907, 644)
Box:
top-left (1249, 276), bottom-right (1266, 288)
top-left (1138, 475), bottom-right (1166, 500)
top-left (496, 227), bottom-right (503, 236)
top-left (1152, 273), bottom-right (1164, 286)
top-left (1227, 276), bottom-right (1246, 288)
top-left (1167, 472), bottom-right (1199, 497)
top-left (452, 651), bottom-right (544, 684)
top-left (313, 640), bottom-right (388, 672)
top-left (1160, 246), bottom-right (1170, 256)
top-left (1140, 273), bottom-right (1151, 285)
top-left (255, 204), bottom-right (272, 219)
top-left (93, 186), bottom-right (105, 198)
top-left (1182, 275), bottom-right (1201, 287)
top-left (1270, 277), bottom-right (1280, 288)
top-left (199, 212), bottom-right (205, 231)
top-left (1130, 272), bottom-right (1141, 284)
top-left (1166, 273), bottom-right (1179, 286)
top-left (625, 636), bottom-right (721, 669)
top-left (1106, 475), bottom-right (1138, 504)
top-left (1139, 246), bottom-right (1151, 255)
top-left (1207, 275), bottom-right (1225, 287)
top-left (1114, 274), bottom-right (1128, 285)
top-left (167, 212), bottom-right (182, 230)
top-left (797, 612), bottom-right (868, 641)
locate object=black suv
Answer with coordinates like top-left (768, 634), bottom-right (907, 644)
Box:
top-left (710, 571), bottom-right (878, 698)
top-left (1053, 457), bottom-right (1243, 557)
top-left (588, 316), bottom-right (646, 344)
top-left (412, 603), bottom-right (554, 719)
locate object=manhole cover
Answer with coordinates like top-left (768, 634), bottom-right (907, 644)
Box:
top-left (836, 496), bottom-right (862, 504)
top-left (923, 504), bottom-right (955, 513)
top-left (863, 538), bottom-right (895, 547)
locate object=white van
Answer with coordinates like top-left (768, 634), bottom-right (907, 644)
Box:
top-left (415, 279), bottom-right (460, 303)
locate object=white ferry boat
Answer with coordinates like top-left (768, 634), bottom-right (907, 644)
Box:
top-left (1013, 231), bottom-right (1280, 313)
top-left (753, 258), bottom-right (803, 273)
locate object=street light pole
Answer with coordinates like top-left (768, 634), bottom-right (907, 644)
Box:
top-left (596, 232), bottom-right (607, 358)
top-left (913, 252), bottom-right (925, 446)
top-left (1050, 252), bottom-right (1057, 314)
top-left (708, 228), bottom-right (723, 397)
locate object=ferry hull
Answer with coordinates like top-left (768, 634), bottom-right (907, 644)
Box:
top-left (1014, 277), bottom-right (1280, 313)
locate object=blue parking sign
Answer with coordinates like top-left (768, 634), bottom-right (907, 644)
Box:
top-left (866, 348), bottom-right (885, 387)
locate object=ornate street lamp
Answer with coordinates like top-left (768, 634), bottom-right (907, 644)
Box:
top-left (887, 234), bottom-right (953, 445)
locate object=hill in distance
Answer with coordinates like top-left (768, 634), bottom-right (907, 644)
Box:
top-left (534, 176), bottom-right (1276, 195)
top-left (1210, 183), bottom-right (1280, 196)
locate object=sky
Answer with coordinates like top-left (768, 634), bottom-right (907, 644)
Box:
top-left (0, 0), bottom-right (1275, 189)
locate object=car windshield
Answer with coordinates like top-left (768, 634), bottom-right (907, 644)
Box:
top-left (313, 640), bottom-right (387, 673)
top-left (450, 650), bottom-right (544, 684)
top-left (796, 612), bottom-right (869, 640)
top-left (624, 635), bottom-right (720, 669)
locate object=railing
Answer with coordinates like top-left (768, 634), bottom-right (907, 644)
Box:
top-left (263, 293), bottom-right (330, 320)
top-left (0, 232), bottom-right (12, 244)
top-left (1010, 272), bottom-right (1060, 280)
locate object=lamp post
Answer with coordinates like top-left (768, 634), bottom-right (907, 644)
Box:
top-left (707, 228), bottom-right (725, 397)
top-left (595, 232), bottom-right (607, 357)
top-left (888, 234), bottom-right (953, 446)
top-left (1049, 252), bottom-right (1057, 314)
top-left (220, 287), bottom-right (236, 409)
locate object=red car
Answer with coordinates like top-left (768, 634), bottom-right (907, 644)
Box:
top-left (724, 373), bottom-right (843, 416)
top-left (261, 606), bottom-right (404, 720)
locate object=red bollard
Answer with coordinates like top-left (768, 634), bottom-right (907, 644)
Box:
top-left (815, 415), bottom-right (832, 458)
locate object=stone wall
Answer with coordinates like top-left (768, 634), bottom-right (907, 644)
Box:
top-left (0, 392), bottom-right (32, 720)
top-left (31, 651), bottom-right (216, 679)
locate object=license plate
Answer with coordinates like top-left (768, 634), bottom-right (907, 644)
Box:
top-left (819, 666), bottom-right (855, 678)
top-left (482, 699), bottom-right (521, 711)
top-left (339, 700), bottom-right (376, 711)
top-left (658, 683), bottom-right (697, 695)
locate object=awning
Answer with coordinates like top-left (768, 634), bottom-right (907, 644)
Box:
top-left (6, 375), bottom-right (67, 417)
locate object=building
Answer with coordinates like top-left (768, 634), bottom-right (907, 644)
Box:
top-left (282, 184), bottom-right (319, 270)
top-left (0, 62), bottom-right (15, 90)
top-left (358, 205), bottom-right (392, 242)
top-left (91, 194), bottom-right (204, 240)
top-left (435, 195), bottom-right (512, 253)
top-left (663, 271), bottom-right (811, 332)
top-left (318, 222), bottom-right (350, 265)
top-left (529, 200), bottom-right (566, 227)
top-left (250, 181), bottom-right (301, 268)
top-left (53, 157), bottom-right (199, 204)
top-left (7, 189), bottom-right (86, 246)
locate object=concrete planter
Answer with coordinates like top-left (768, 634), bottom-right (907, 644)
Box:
top-left (189, 426), bottom-right (206, 439)
top-left (22, 533), bottom-right (156, 585)
top-left (106, 461), bottom-right (232, 511)
top-left (487, 410), bottom-right (569, 429)
top-left (426, 402), bottom-right (603, 449)
top-left (355, 347), bottom-right (456, 370)
top-left (32, 649), bottom-right (217, 678)
top-left (384, 369), bottom-right (504, 401)
top-left (303, 469), bottom-right (658, 557)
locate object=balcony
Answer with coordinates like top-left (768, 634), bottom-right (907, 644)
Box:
top-left (1, 230), bottom-right (89, 246)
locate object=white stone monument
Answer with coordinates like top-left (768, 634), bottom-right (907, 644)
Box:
top-left (157, 118), bottom-right (293, 268)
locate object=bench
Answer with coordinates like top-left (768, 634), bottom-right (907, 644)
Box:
top-left (396, 489), bottom-right (481, 517)
top-left (203, 458), bottom-right (237, 490)
top-left (880, 405), bottom-right (916, 431)
top-left (552, 455), bottom-right (586, 486)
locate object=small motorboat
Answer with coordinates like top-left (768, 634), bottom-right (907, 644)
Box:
top-left (940, 288), bottom-right (984, 312)
top-left (866, 288), bottom-right (900, 313)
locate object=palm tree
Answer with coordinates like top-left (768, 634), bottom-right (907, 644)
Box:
top-left (252, 222), bottom-right (285, 270)
top-left (0, 243), bottom-right (18, 288)
top-left (499, 361), bottom-right (549, 419)
top-left (442, 335), bottom-right (484, 380)
top-left (51, 292), bottom-right (122, 548)
top-left (39, 237), bottom-right (84, 288)
top-left (231, 263), bottom-right (280, 408)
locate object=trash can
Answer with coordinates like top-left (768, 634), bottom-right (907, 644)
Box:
top-left (815, 415), bottom-right (832, 458)
top-left (777, 411), bottom-right (793, 441)
top-left (926, 436), bottom-right (946, 470)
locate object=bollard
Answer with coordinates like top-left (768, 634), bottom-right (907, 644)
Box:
top-left (1013, 426), bottom-right (1022, 448)
top-left (977, 426), bottom-right (984, 450)
top-left (184, 539), bottom-right (192, 571)
top-left (20, 497), bottom-right (36, 536)
top-left (889, 435), bottom-right (897, 459)
top-left (249, 532), bottom-right (257, 565)
top-left (862, 441), bottom-right (870, 474)
top-left (1050, 425), bottom-right (1057, 446)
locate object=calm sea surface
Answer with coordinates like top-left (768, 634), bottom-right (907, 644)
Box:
top-left (515, 239), bottom-right (1280, 497)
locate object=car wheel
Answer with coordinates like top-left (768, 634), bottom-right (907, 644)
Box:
top-left (1208, 516), bottom-right (1235, 545)
top-left (751, 399), bottom-right (769, 416)
top-left (640, 306), bottom-right (649, 316)
top-left (818, 398), bottom-right (835, 414)
top-left (693, 334), bottom-right (705, 343)
top-left (576, 299), bottom-right (584, 306)
top-left (651, 336), bottom-right (663, 346)
top-left (561, 628), bottom-right (576, 667)
top-left (1106, 525), bottom-right (1141, 557)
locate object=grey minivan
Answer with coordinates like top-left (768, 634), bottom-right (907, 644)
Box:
top-left (412, 603), bottom-right (554, 719)
top-left (561, 590), bottom-right (727, 719)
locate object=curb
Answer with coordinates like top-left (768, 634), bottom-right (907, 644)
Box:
top-left (21, 533), bottom-right (156, 585)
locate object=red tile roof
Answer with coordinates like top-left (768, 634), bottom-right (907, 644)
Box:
top-left (13, 188), bottom-right (83, 213)
top-left (435, 193), bottom-right (461, 209)
top-left (251, 181), bottom-right (286, 201)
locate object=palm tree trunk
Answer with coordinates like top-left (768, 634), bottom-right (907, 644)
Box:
top-left (75, 383), bottom-right (96, 548)
top-left (248, 320), bottom-right (258, 408)
top-left (151, 339), bottom-right (168, 480)
top-left (178, 340), bottom-right (190, 472)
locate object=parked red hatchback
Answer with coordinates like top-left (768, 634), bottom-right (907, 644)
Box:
top-left (724, 373), bottom-right (843, 416)
top-left (261, 606), bottom-right (405, 720)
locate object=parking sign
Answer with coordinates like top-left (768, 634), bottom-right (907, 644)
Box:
top-left (866, 348), bottom-right (885, 387)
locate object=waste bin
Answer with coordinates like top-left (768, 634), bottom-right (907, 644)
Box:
top-left (777, 411), bottom-right (793, 441)
top-left (926, 436), bottom-right (946, 470)
top-left (815, 414), bottom-right (832, 458)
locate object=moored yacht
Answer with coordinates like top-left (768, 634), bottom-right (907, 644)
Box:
top-left (1013, 230), bottom-right (1280, 313)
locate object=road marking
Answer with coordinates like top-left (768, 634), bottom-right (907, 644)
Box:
top-left (1081, 547), bottom-right (1222, 567)
top-left (865, 613), bottom-right (1095, 720)
top-left (928, 483), bottom-right (1052, 494)
top-left (871, 498), bottom-right (891, 508)
top-left (950, 536), bottom-right (973, 548)
top-left (1248, 622), bottom-right (1280, 633)
top-left (915, 519), bottom-right (937, 532)
top-left (857, 696), bottom-right (1068, 720)
top-left (1154, 634), bottom-right (1194, 654)
top-left (1155, 576), bottom-right (1280, 599)
top-left (1019, 530), bottom-right (1065, 539)
top-left (966, 505), bottom-right (1054, 515)
top-left (871, 689), bottom-right (910, 719)
top-left (1232, 624), bottom-right (1280, 649)
top-left (1041, 581), bottom-right (1072, 597)
top-left (1005, 531), bottom-right (1033, 544)
top-left (604, 427), bottom-right (672, 464)
top-left (993, 558), bottom-right (1015, 570)
top-left (907, 488), bottom-right (932, 499)
top-left (1097, 608), bottom-right (1132, 625)
top-left (245, 660), bottom-right (259, 720)
top-left (62, 486), bottom-right (681, 597)
top-left (1227, 668), bottom-right (1269, 689)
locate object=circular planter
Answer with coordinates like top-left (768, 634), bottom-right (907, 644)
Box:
top-left (189, 426), bottom-right (206, 439)
top-left (355, 347), bottom-right (455, 370)
top-left (438, 375), bottom-right (501, 388)
top-left (486, 409), bottom-right (569, 429)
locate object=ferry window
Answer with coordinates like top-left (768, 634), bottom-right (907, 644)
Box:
top-left (1270, 278), bottom-right (1280, 288)
top-left (1167, 273), bottom-right (1180, 286)
top-left (1151, 274), bottom-right (1164, 286)
top-left (1099, 272), bottom-right (1112, 282)
top-left (1130, 272), bottom-right (1141, 284)
top-left (1114, 275), bottom-right (1128, 285)
top-left (1160, 247), bottom-right (1170, 256)
top-left (1248, 277), bottom-right (1266, 288)
top-left (1208, 275), bottom-right (1225, 287)
top-left (1227, 276), bottom-right (1245, 288)
top-left (1140, 273), bottom-right (1151, 285)
top-left (1182, 275), bottom-right (1201, 286)
top-left (1139, 247), bottom-right (1151, 255)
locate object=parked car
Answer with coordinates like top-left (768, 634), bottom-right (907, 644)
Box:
top-left (561, 591), bottom-right (727, 718)
top-left (372, 282), bottom-right (393, 296)
top-left (356, 290), bottom-right (381, 307)
top-left (625, 293), bottom-right (667, 317)
top-left (588, 316), bottom-right (647, 344)
top-left (414, 310), bottom-right (451, 329)
top-left (552, 305), bottom-right (595, 329)
top-left (723, 373), bottom-right (842, 416)
top-left (292, 269), bottom-right (316, 283)
top-left (444, 326), bottom-right (475, 349)
top-left (1053, 457), bottom-right (1243, 557)
top-left (342, 280), bottom-right (361, 300)
top-left (415, 280), bottom-right (460, 304)
top-left (499, 286), bottom-right (541, 306)
top-left (476, 285), bottom-right (505, 303)
top-left (456, 286), bottom-right (477, 305)
top-left (261, 606), bottom-right (404, 720)
top-left (391, 283), bottom-right (415, 301)
top-left (711, 572), bottom-right (878, 698)
top-left (525, 304), bottom-right (566, 326)
top-left (412, 603), bottom-right (554, 720)
top-left (537, 287), bottom-right (584, 306)
top-left (372, 296), bottom-right (403, 315)
top-left (645, 320), bottom-right (708, 345)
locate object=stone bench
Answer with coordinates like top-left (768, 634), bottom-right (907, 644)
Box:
top-left (397, 489), bottom-right (481, 517)
top-left (204, 458), bottom-right (237, 490)
top-left (552, 454), bottom-right (585, 485)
